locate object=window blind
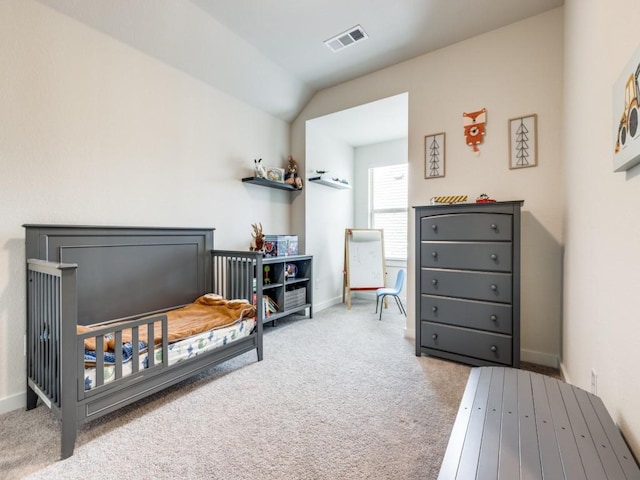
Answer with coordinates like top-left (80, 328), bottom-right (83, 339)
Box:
top-left (370, 164), bottom-right (408, 260)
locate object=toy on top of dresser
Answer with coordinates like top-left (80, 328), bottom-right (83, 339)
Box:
top-left (430, 195), bottom-right (468, 205)
top-left (475, 193), bottom-right (496, 203)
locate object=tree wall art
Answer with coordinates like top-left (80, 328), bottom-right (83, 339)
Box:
top-left (509, 114), bottom-right (537, 169)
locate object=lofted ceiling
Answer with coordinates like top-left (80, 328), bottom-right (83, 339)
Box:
top-left (36, 0), bottom-right (563, 129)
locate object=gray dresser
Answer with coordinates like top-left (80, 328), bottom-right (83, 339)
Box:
top-left (415, 200), bottom-right (523, 367)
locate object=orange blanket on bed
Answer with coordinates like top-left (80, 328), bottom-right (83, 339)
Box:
top-left (78, 294), bottom-right (255, 352)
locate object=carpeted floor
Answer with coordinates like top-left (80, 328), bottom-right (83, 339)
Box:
top-left (0, 299), bottom-right (556, 479)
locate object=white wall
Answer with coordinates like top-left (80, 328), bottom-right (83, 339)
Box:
top-left (563, 0), bottom-right (640, 455)
top-left (304, 119), bottom-right (355, 309)
top-left (0, 1), bottom-right (291, 412)
top-left (293, 9), bottom-right (565, 368)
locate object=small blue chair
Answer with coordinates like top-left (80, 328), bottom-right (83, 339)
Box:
top-left (375, 269), bottom-right (406, 320)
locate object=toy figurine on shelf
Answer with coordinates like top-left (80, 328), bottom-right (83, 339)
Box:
top-left (284, 155), bottom-right (303, 190)
top-left (250, 223), bottom-right (264, 252)
top-left (476, 193), bottom-right (496, 203)
top-left (254, 158), bottom-right (266, 178)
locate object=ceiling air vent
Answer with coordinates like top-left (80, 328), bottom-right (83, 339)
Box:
top-left (324, 25), bottom-right (369, 53)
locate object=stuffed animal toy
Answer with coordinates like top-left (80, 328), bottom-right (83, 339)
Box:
top-left (254, 158), bottom-right (266, 178)
top-left (249, 223), bottom-right (264, 252)
top-left (284, 155), bottom-right (303, 190)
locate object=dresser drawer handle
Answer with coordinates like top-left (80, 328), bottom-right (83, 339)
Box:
top-left (490, 314), bottom-right (498, 321)
top-left (432, 334), bottom-right (438, 340)
top-left (432, 306), bottom-right (438, 313)
top-left (432, 251), bottom-right (438, 258)
top-left (490, 345), bottom-right (497, 352)
top-left (490, 284), bottom-right (497, 291)
top-left (432, 279), bottom-right (438, 286)
top-left (490, 254), bottom-right (497, 260)
top-left (431, 224), bottom-right (438, 232)
top-left (490, 223), bottom-right (497, 230)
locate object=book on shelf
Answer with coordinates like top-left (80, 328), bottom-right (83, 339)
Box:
top-left (252, 293), bottom-right (279, 318)
top-left (263, 295), bottom-right (279, 317)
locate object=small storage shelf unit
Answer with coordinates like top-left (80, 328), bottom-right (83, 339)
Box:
top-left (308, 176), bottom-right (351, 189)
top-left (260, 255), bottom-right (313, 324)
top-left (242, 176), bottom-right (299, 191)
top-left (415, 200), bottom-right (523, 367)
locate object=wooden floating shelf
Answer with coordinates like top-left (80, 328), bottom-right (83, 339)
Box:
top-left (241, 177), bottom-right (298, 191)
top-left (308, 176), bottom-right (352, 189)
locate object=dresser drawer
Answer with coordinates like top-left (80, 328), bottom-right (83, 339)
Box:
top-left (420, 322), bottom-right (512, 365)
top-left (420, 295), bottom-right (512, 334)
top-left (421, 268), bottom-right (512, 303)
top-left (421, 213), bottom-right (512, 241)
top-left (420, 242), bottom-right (512, 272)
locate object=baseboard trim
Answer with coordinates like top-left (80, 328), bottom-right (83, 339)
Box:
top-left (559, 361), bottom-right (571, 384)
top-left (521, 348), bottom-right (559, 369)
top-left (312, 296), bottom-right (343, 313)
top-left (0, 391), bottom-right (25, 415)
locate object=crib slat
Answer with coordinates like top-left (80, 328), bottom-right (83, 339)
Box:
top-left (48, 276), bottom-right (54, 402)
top-left (77, 333), bottom-right (85, 398)
top-left (48, 276), bottom-right (55, 403)
top-left (34, 273), bottom-right (40, 391)
top-left (132, 327), bottom-right (140, 374)
top-left (96, 335), bottom-right (104, 387)
top-left (51, 282), bottom-right (61, 403)
top-left (148, 322), bottom-right (155, 368)
top-left (162, 316), bottom-right (168, 367)
top-left (114, 331), bottom-right (123, 380)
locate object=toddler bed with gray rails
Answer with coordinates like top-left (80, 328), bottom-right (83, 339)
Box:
top-left (24, 225), bottom-right (265, 459)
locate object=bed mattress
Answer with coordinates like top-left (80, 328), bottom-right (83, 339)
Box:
top-left (83, 316), bottom-right (256, 391)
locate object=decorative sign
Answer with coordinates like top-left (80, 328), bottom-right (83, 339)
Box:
top-left (509, 114), bottom-right (538, 169)
top-left (424, 132), bottom-right (446, 178)
top-left (613, 43), bottom-right (640, 172)
top-left (463, 108), bottom-right (487, 153)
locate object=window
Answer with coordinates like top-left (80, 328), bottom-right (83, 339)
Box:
top-left (369, 164), bottom-right (408, 260)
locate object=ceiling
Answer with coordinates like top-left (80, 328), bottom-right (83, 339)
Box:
top-left (192, 0), bottom-right (563, 94)
top-left (36, 0), bottom-right (563, 140)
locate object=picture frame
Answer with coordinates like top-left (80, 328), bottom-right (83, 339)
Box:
top-left (509, 114), bottom-right (537, 169)
top-left (265, 167), bottom-right (284, 183)
top-left (612, 43), bottom-right (640, 172)
top-left (424, 132), bottom-right (446, 179)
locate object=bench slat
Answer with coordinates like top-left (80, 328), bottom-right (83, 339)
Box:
top-left (590, 394), bottom-right (640, 480)
top-left (545, 375), bottom-right (588, 479)
top-left (573, 386), bottom-right (627, 480)
top-left (477, 367), bottom-right (504, 478)
top-left (517, 369), bottom-right (542, 480)
top-left (498, 367), bottom-right (521, 479)
top-left (559, 380), bottom-right (608, 480)
top-left (531, 372), bottom-right (565, 478)
top-left (456, 367), bottom-right (493, 479)
top-left (438, 368), bottom-right (481, 480)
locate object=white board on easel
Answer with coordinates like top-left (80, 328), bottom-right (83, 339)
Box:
top-left (343, 228), bottom-right (385, 309)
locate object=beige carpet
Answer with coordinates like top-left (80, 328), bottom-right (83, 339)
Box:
top-left (2, 299), bottom-right (475, 479)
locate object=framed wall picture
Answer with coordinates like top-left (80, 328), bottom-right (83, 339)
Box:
top-left (266, 167), bottom-right (284, 183)
top-left (509, 114), bottom-right (537, 169)
top-left (424, 132), bottom-right (446, 179)
top-left (613, 43), bottom-right (640, 171)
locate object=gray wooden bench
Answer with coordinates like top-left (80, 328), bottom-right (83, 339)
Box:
top-left (439, 366), bottom-right (640, 479)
